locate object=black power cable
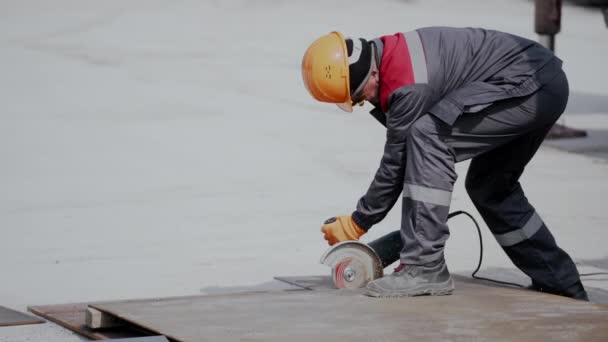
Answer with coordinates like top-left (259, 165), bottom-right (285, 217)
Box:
top-left (448, 211), bottom-right (525, 288)
top-left (447, 210), bottom-right (608, 287)
top-left (580, 272), bottom-right (608, 277)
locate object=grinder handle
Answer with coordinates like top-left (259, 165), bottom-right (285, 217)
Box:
top-left (368, 212), bottom-right (462, 268)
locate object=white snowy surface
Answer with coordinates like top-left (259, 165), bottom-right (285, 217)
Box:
top-left (1, 0), bottom-right (607, 340)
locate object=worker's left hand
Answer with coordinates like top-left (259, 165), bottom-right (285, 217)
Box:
top-left (321, 215), bottom-right (365, 246)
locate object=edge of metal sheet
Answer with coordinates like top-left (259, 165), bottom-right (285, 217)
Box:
top-left (104, 336), bottom-right (170, 342)
top-left (0, 305), bottom-right (45, 327)
top-left (87, 303), bottom-right (177, 342)
top-left (28, 303), bottom-right (152, 340)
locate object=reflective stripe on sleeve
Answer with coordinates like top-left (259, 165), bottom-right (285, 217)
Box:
top-left (403, 30), bottom-right (428, 84)
top-left (403, 183), bottom-right (451, 207)
top-left (494, 212), bottom-right (543, 247)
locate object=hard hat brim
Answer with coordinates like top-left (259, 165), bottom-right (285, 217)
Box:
top-left (336, 101), bottom-right (354, 113)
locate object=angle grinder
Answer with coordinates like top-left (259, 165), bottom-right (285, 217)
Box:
top-left (320, 230), bottom-right (403, 289)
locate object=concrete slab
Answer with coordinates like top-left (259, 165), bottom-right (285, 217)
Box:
top-left (90, 281), bottom-right (608, 342)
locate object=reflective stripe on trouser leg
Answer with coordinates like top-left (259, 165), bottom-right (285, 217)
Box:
top-left (493, 211), bottom-right (543, 247)
top-left (404, 183), bottom-right (452, 207)
top-left (501, 221), bottom-right (581, 292)
top-left (401, 185), bottom-right (452, 266)
top-left (400, 114), bottom-right (456, 266)
top-left (490, 209), bottom-right (580, 288)
top-left (466, 154), bottom-right (582, 291)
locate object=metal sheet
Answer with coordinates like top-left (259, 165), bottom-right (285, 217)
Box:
top-left (276, 274), bottom-right (520, 291)
top-left (90, 280), bottom-right (608, 342)
top-left (273, 275), bottom-right (334, 290)
top-left (105, 337), bottom-right (169, 342)
top-left (278, 272), bottom-right (608, 305)
top-left (0, 305), bottom-right (44, 327)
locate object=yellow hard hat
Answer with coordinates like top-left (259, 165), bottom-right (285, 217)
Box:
top-left (301, 31), bottom-right (354, 112)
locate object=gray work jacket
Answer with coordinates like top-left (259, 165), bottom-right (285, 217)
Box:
top-left (352, 27), bottom-right (563, 230)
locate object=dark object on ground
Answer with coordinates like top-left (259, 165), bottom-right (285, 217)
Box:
top-left (566, 1), bottom-right (608, 28)
top-left (535, 0), bottom-right (562, 35)
top-left (545, 123), bottom-right (588, 139)
top-left (567, 0), bottom-right (608, 6)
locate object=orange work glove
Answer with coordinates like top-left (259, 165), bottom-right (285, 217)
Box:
top-left (321, 216), bottom-right (366, 246)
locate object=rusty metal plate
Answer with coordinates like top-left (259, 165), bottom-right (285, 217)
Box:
top-left (89, 280), bottom-right (608, 342)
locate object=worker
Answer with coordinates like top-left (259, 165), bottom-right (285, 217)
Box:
top-left (301, 27), bottom-right (588, 300)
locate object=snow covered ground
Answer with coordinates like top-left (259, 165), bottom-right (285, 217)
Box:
top-left (0, 0), bottom-right (607, 340)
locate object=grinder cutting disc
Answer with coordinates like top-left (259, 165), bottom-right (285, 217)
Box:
top-left (320, 241), bottom-right (383, 289)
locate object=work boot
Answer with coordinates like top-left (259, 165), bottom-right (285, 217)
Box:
top-left (529, 280), bottom-right (589, 301)
top-left (366, 261), bottom-right (455, 297)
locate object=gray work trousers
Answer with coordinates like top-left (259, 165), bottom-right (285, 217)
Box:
top-left (401, 70), bottom-right (582, 291)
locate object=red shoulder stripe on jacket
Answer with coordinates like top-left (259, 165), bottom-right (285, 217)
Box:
top-left (379, 31), bottom-right (428, 112)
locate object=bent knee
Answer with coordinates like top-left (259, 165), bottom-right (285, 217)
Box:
top-left (464, 173), bottom-right (484, 201)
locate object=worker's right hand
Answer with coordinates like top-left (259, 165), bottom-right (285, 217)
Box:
top-left (321, 216), bottom-right (366, 246)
